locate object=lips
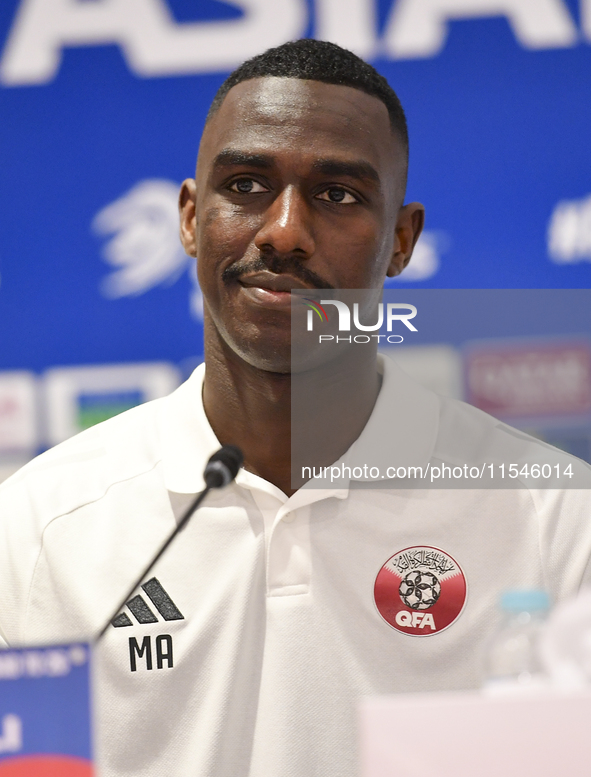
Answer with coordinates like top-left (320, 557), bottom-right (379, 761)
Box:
top-left (237, 270), bottom-right (313, 309)
top-left (238, 271), bottom-right (311, 293)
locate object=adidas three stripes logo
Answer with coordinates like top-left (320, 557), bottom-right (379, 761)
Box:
top-left (111, 577), bottom-right (184, 628)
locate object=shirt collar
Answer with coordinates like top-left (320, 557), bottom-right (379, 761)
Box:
top-left (158, 364), bottom-right (217, 494)
top-left (337, 354), bottom-right (440, 484)
top-left (158, 355), bottom-right (439, 495)
top-left (158, 365), bottom-right (304, 499)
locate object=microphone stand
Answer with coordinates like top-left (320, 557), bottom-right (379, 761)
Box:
top-left (96, 486), bottom-right (211, 642)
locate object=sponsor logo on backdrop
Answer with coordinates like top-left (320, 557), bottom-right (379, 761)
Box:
top-left (93, 179), bottom-right (203, 320)
top-left (548, 193), bottom-right (591, 265)
top-left (1, 0), bottom-right (587, 86)
top-left (43, 362), bottom-right (181, 445)
top-left (374, 546), bottom-right (467, 636)
top-left (383, 0), bottom-right (580, 59)
top-left (465, 341), bottom-right (591, 420)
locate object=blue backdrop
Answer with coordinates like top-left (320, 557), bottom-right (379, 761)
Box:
top-left (0, 0), bottom-right (590, 460)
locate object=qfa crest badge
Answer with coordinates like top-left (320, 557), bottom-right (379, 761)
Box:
top-left (374, 546), bottom-right (467, 636)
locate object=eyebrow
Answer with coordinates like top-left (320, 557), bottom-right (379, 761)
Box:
top-left (213, 149), bottom-right (274, 169)
top-left (212, 150), bottom-right (381, 187)
top-left (312, 159), bottom-right (380, 186)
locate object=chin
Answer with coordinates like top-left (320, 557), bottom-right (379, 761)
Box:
top-left (238, 344), bottom-right (292, 374)
top-left (205, 309), bottom-right (341, 375)
top-left (225, 333), bottom-right (338, 375)
top-left (215, 322), bottom-right (293, 374)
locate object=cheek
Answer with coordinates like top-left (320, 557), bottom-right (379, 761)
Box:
top-left (197, 204), bottom-right (261, 254)
top-left (196, 205), bottom-right (257, 286)
top-left (324, 219), bottom-right (391, 287)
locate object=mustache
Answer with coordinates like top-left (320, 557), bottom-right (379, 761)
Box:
top-left (222, 254), bottom-right (334, 290)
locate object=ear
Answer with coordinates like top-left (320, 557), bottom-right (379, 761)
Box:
top-left (179, 178), bottom-right (197, 258)
top-left (386, 202), bottom-right (425, 277)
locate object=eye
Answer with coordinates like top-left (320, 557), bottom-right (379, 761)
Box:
top-left (316, 187), bottom-right (358, 204)
top-left (229, 178), bottom-right (268, 194)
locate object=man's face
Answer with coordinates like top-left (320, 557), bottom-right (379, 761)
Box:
top-left (180, 77), bottom-right (422, 372)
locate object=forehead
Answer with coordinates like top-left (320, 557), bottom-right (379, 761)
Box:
top-left (198, 77), bottom-right (402, 180)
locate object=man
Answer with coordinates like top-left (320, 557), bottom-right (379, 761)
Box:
top-left (178, 38), bottom-right (423, 497)
top-left (0, 39), bottom-right (590, 777)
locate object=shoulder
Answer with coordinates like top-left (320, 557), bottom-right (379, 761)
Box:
top-left (437, 394), bottom-right (587, 468)
top-left (0, 396), bottom-right (166, 526)
top-left (0, 362), bottom-right (210, 528)
top-left (433, 394), bottom-right (591, 511)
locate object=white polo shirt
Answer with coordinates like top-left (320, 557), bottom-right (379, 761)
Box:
top-left (0, 357), bottom-right (590, 777)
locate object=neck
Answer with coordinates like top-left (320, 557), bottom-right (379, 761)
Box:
top-left (202, 321), bottom-right (381, 496)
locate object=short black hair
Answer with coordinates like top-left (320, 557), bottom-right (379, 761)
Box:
top-left (207, 39), bottom-right (409, 154)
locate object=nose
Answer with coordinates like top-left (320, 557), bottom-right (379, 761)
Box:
top-left (254, 186), bottom-right (315, 259)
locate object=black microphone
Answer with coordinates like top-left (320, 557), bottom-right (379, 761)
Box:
top-left (204, 445), bottom-right (243, 488)
top-left (96, 445), bottom-right (243, 641)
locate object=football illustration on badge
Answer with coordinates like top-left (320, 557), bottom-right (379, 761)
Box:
top-left (374, 546), bottom-right (467, 636)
